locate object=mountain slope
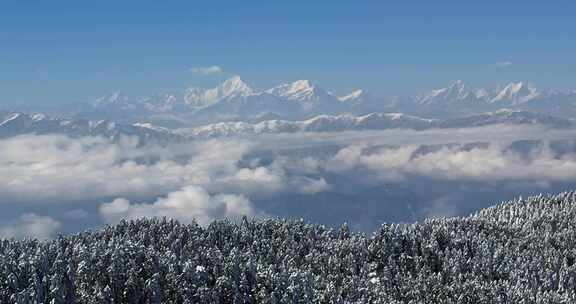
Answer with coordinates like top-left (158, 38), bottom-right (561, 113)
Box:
top-left (490, 82), bottom-right (540, 105)
top-left (2, 192), bottom-right (576, 302)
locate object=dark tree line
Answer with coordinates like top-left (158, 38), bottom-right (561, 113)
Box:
top-left (2, 192), bottom-right (576, 303)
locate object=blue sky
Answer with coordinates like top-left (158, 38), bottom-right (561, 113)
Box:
top-left (1, 0), bottom-right (575, 106)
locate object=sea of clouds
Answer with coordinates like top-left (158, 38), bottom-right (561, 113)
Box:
top-left (2, 125), bottom-right (576, 238)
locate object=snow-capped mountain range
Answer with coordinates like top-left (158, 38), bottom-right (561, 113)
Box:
top-left (411, 80), bottom-right (552, 114)
top-left (2, 110), bottom-right (573, 143)
top-left (3, 76), bottom-right (575, 142)
top-left (179, 109), bottom-right (574, 138)
top-left (29, 76), bottom-right (576, 128)
top-left (0, 111), bottom-right (179, 144)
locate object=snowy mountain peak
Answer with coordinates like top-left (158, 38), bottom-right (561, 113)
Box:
top-left (503, 82), bottom-right (533, 95)
top-left (419, 80), bottom-right (472, 105)
top-left (0, 112), bottom-right (22, 126)
top-left (447, 80), bottom-right (466, 94)
top-left (31, 113), bottom-right (47, 121)
top-left (450, 80), bottom-right (465, 90)
top-left (272, 80), bottom-right (315, 94)
top-left (184, 75), bottom-right (254, 108)
top-left (219, 75), bottom-right (254, 97)
top-left (107, 92), bottom-right (127, 102)
top-left (291, 79), bottom-right (314, 91)
top-left (475, 89), bottom-right (490, 99)
top-left (339, 90), bottom-right (363, 102)
top-left (93, 92), bottom-right (129, 107)
top-left (339, 89), bottom-right (365, 102)
top-left (266, 79), bottom-right (333, 102)
top-left (491, 82), bottom-right (539, 104)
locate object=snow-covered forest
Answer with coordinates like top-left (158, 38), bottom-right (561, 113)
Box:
top-left (1, 192), bottom-right (575, 303)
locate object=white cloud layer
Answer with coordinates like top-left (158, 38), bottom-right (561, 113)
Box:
top-left (0, 213), bottom-right (61, 240)
top-left (100, 186), bottom-right (255, 226)
top-left (0, 134), bottom-right (328, 236)
top-left (2, 131), bottom-right (576, 206)
top-left (190, 65), bottom-right (223, 75)
top-left (326, 143), bottom-right (576, 182)
top-left (0, 135), bottom-right (304, 203)
top-left (2, 126), bottom-right (576, 237)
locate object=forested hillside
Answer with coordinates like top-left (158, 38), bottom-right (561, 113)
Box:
top-left (2, 192), bottom-right (576, 303)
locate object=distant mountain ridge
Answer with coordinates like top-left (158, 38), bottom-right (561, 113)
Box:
top-left (0, 111), bottom-right (179, 144)
top-left (180, 109), bottom-right (574, 138)
top-left (2, 110), bottom-right (572, 142)
top-left (27, 76), bottom-right (576, 128)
